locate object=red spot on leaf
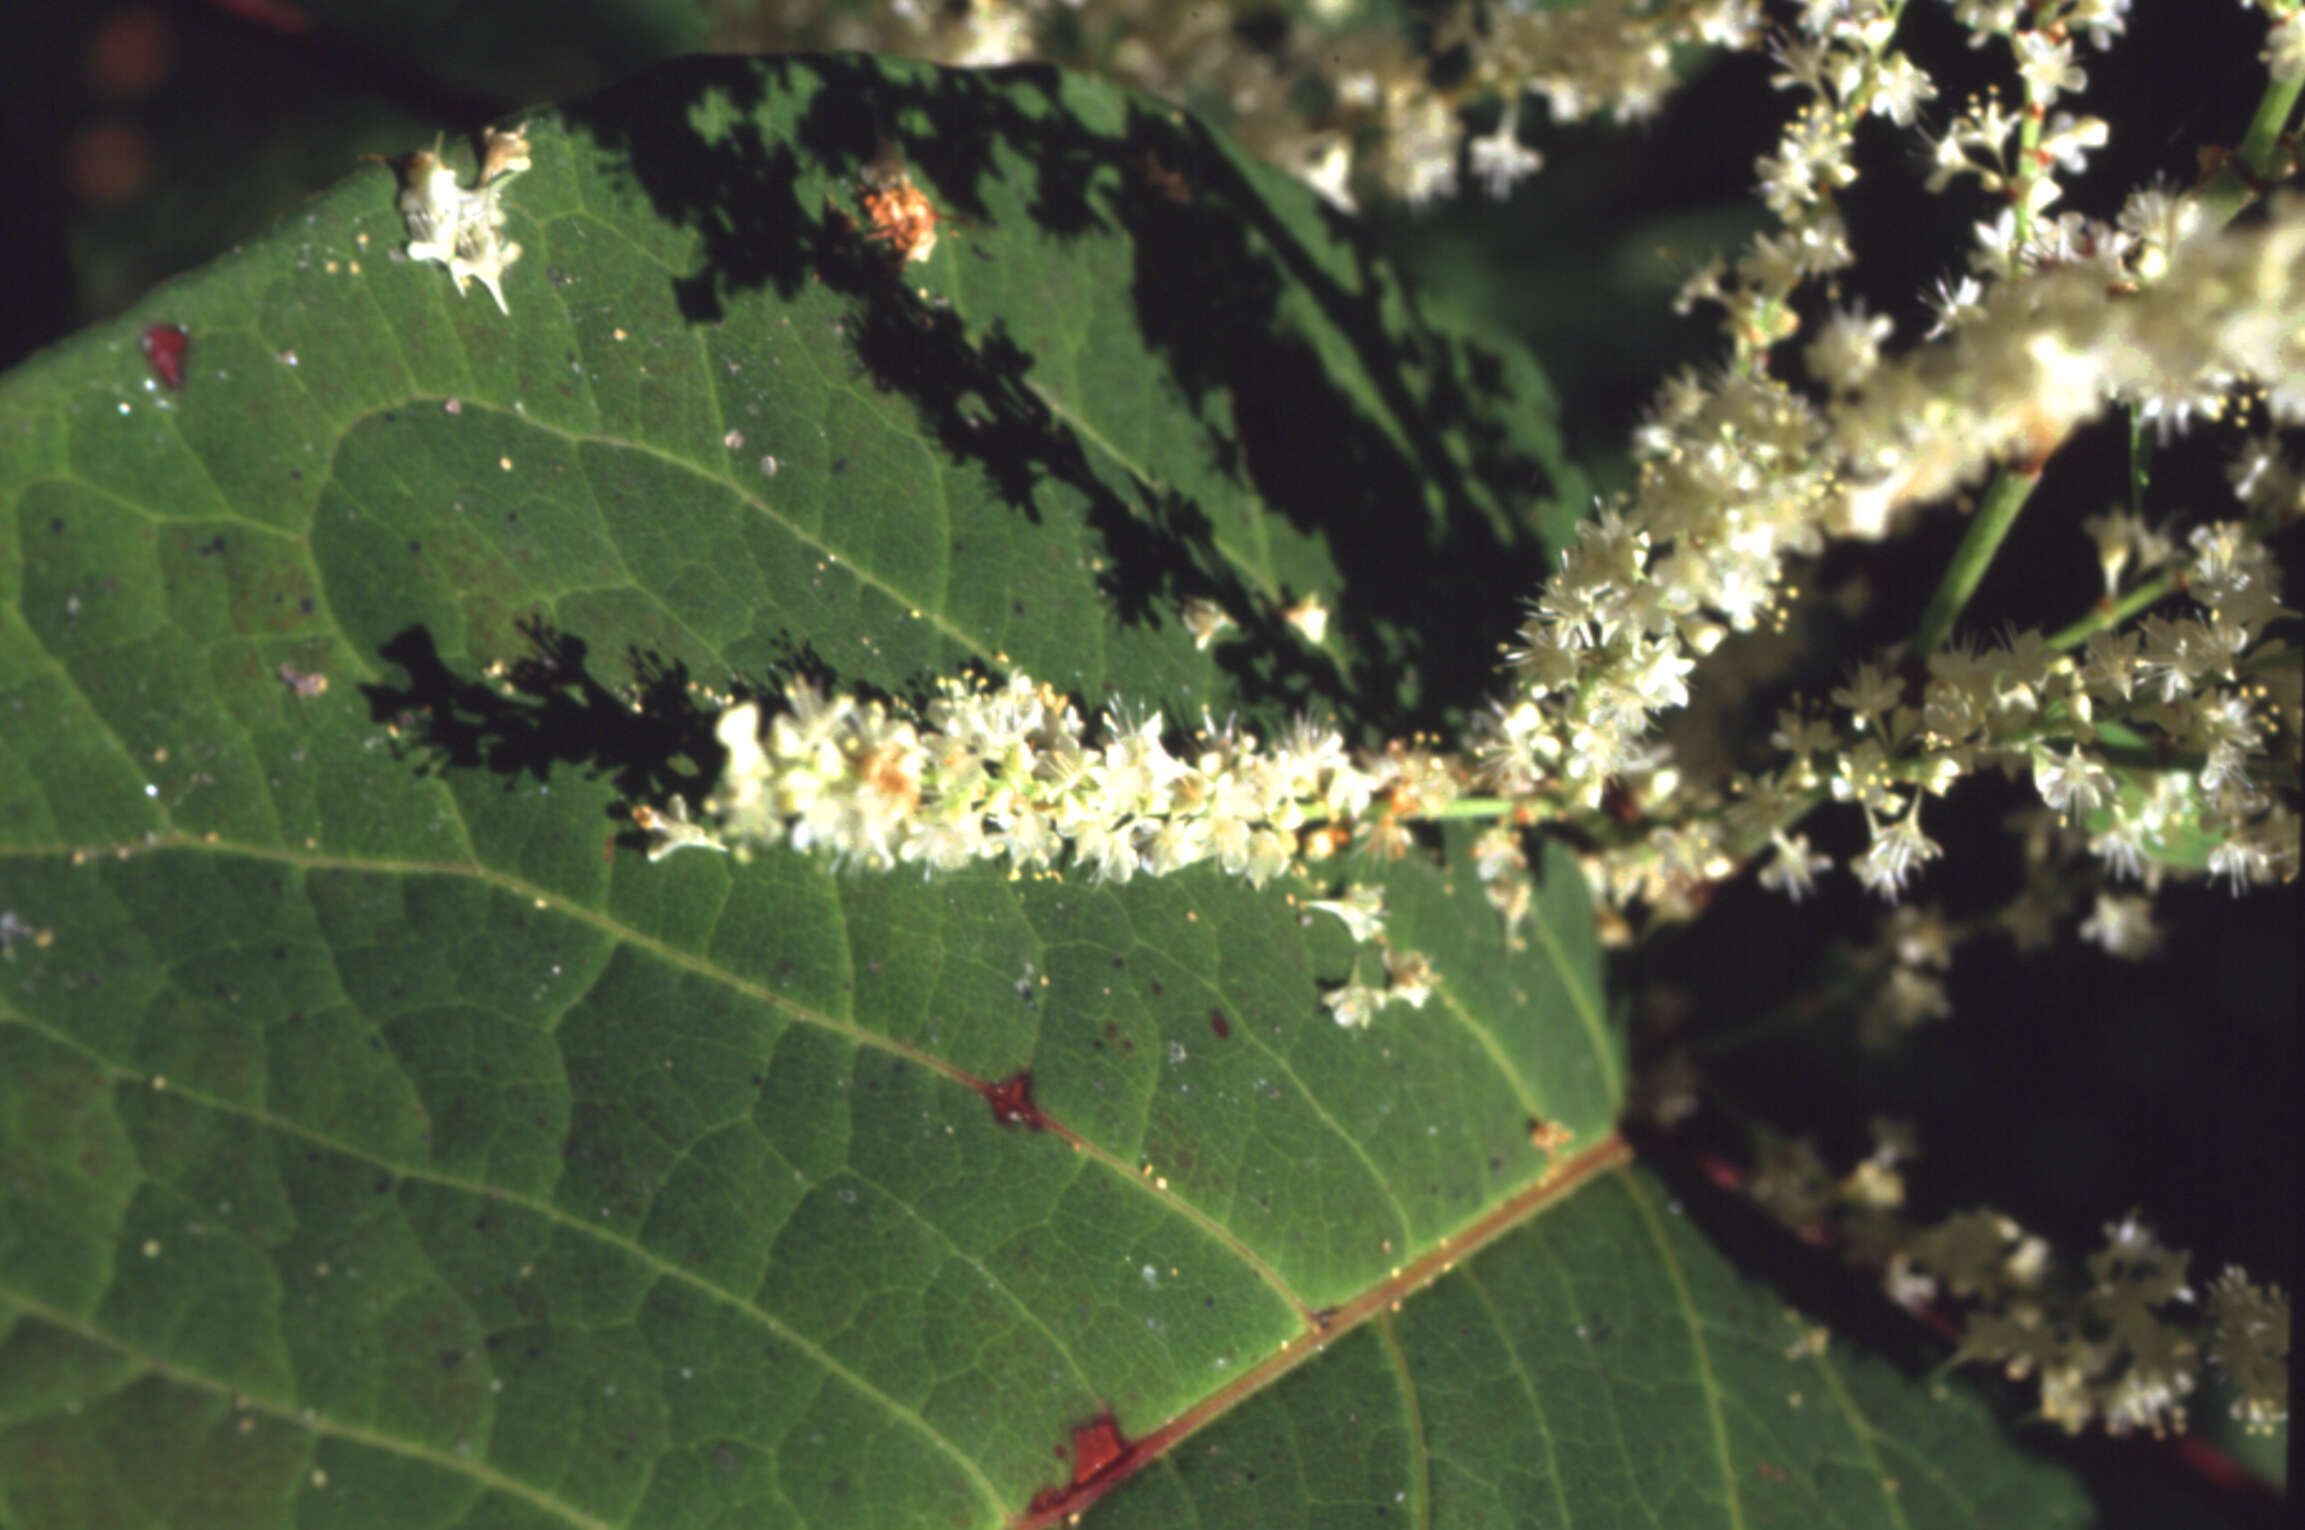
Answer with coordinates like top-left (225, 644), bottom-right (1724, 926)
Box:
top-left (981, 1070), bottom-right (1049, 1131)
top-left (1208, 1007), bottom-right (1230, 1040)
top-left (140, 323), bottom-right (188, 389)
top-left (1028, 1412), bottom-right (1135, 1517)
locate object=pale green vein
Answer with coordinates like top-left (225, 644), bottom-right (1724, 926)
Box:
top-left (1523, 881), bottom-right (1620, 1104)
top-left (1026, 377), bottom-right (1282, 606)
top-left (349, 255), bottom-right (431, 399)
top-left (1429, 976), bottom-right (1545, 1122)
top-left (0, 612), bottom-right (173, 833)
top-left (1534, 1225), bottom-right (1665, 1530)
top-left (1460, 1264), bottom-right (1575, 1530)
top-left (1869, 1433), bottom-right (1991, 1524)
top-left (0, 1287), bottom-right (620, 1530)
top-left (0, 993), bottom-right (1010, 1521)
top-left (1147, 937), bottom-right (1417, 1251)
top-left (44, 344), bottom-right (997, 674)
top-left (1375, 1312), bottom-right (1431, 1530)
top-left (1801, 1334), bottom-right (1943, 1530)
top-left (847, 1165), bottom-right (1104, 1407)
top-left (1624, 1170), bottom-right (1745, 1530)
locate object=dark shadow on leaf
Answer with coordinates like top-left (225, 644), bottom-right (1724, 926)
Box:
top-left (361, 621), bottom-right (728, 828)
top-left (555, 54), bottom-right (1580, 740)
top-left (361, 617), bottom-right (973, 852)
top-left (1110, 100), bottom-right (1567, 734)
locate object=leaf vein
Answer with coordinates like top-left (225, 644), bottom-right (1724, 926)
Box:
top-left (0, 994), bottom-right (1013, 1519)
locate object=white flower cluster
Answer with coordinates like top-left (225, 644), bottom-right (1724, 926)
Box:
top-left (661, 670), bottom-right (1449, 1024)
top-left (1752, 1133), bottom-right (2290, 1441)
top-left (2206, 1266), bottom-right (2293, 1433)
top-left (715, 0), bottom-right (1753, 210)
top-left (1475, 0), bottom-right (1757, 128)
top-left (1481, 0), bottom-right (2302, 920)
top-left (1833, 195), bottom-right (2305, 514)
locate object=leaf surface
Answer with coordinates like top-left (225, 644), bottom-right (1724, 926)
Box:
top-left (2, 54), bottom-right (2099, 1530)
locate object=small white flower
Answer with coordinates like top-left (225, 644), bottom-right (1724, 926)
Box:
top-left (1854, 810), bottom-right (1942, 900)
top-left (1382, 947), bottom-right (1436, 1008)
top-left (1074, 817), bottom-right (1141, 885)
top-left (1323, 979), bottom-right (1384, 1029)
top-left (1180, 597), bottom-right (1235, 651)
top-left (1832, 662), bottom-right (1904, 723)
top-left (1869, 52), bottom-right (1937, 127)
top-left (1758, 831), bottom-right (1832, 900)
top-left (2266, 14), bottom-right (2305, 83)
top-left (1468, 104), bottom-right (1542, 199)
top-left (2014, 31), bottom-right (2086, 100)
top-left (2078, 892), bottom-right (2162, 959)
top-left (1283, 595), bottom-right (1330, 645)
top-left (1924, 273), bottom-right (1986, 338)
top-left (1307, 884), bottom-right (1386, 944)
top-left (2068, 0), bottom-right (2131, 51)
top-left (631, 798), bottom-right (728, 862)
top-left (1805, 303), bottom-right (1893, 392)
top-left (2037, 113), bottom-right (2109, 177)
top-left (1772, 707), bottom-right (1838, 763)
top-left (1244, 828), bottom-right (1294, 889)
top-left (1950, 0), bottom-right (2022, 44)
top-left (2032, 744), bottom-right (2115, 819)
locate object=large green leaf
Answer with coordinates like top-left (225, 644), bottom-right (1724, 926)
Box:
top-left (2, 53), bottom-right (2110, 1530)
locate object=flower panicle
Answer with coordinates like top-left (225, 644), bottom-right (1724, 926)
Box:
top-left (654, 665), bottom-right (1490, 928)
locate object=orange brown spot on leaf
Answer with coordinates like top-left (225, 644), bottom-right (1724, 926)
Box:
top-left (1027, 1412), bottom-right (1136, 1518)
top-left (981, 1071), bottom-right (1049, 1131)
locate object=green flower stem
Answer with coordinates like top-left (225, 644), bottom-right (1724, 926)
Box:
top-left (1912, 463), bottom-right (2041, 658)
top-left (1691, 964), bottom-right (1877, 1060)
top-left (2010, 82), bottom-right (2047, 252)
top-left (2198, 68), bottom-right (2304, 229)
top-left (2097, 741), bottom-right (2205, 773)
top-left (2126, 403), bottom-right (2150, 515)
top-left (2048, 572), bottom-right (2175, 650)
top-left (1428, 796), bottom-right (1515, 821)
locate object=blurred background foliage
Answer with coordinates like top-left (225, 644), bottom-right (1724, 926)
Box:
top-left (3, 0), bottom-right (2291, 1500)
